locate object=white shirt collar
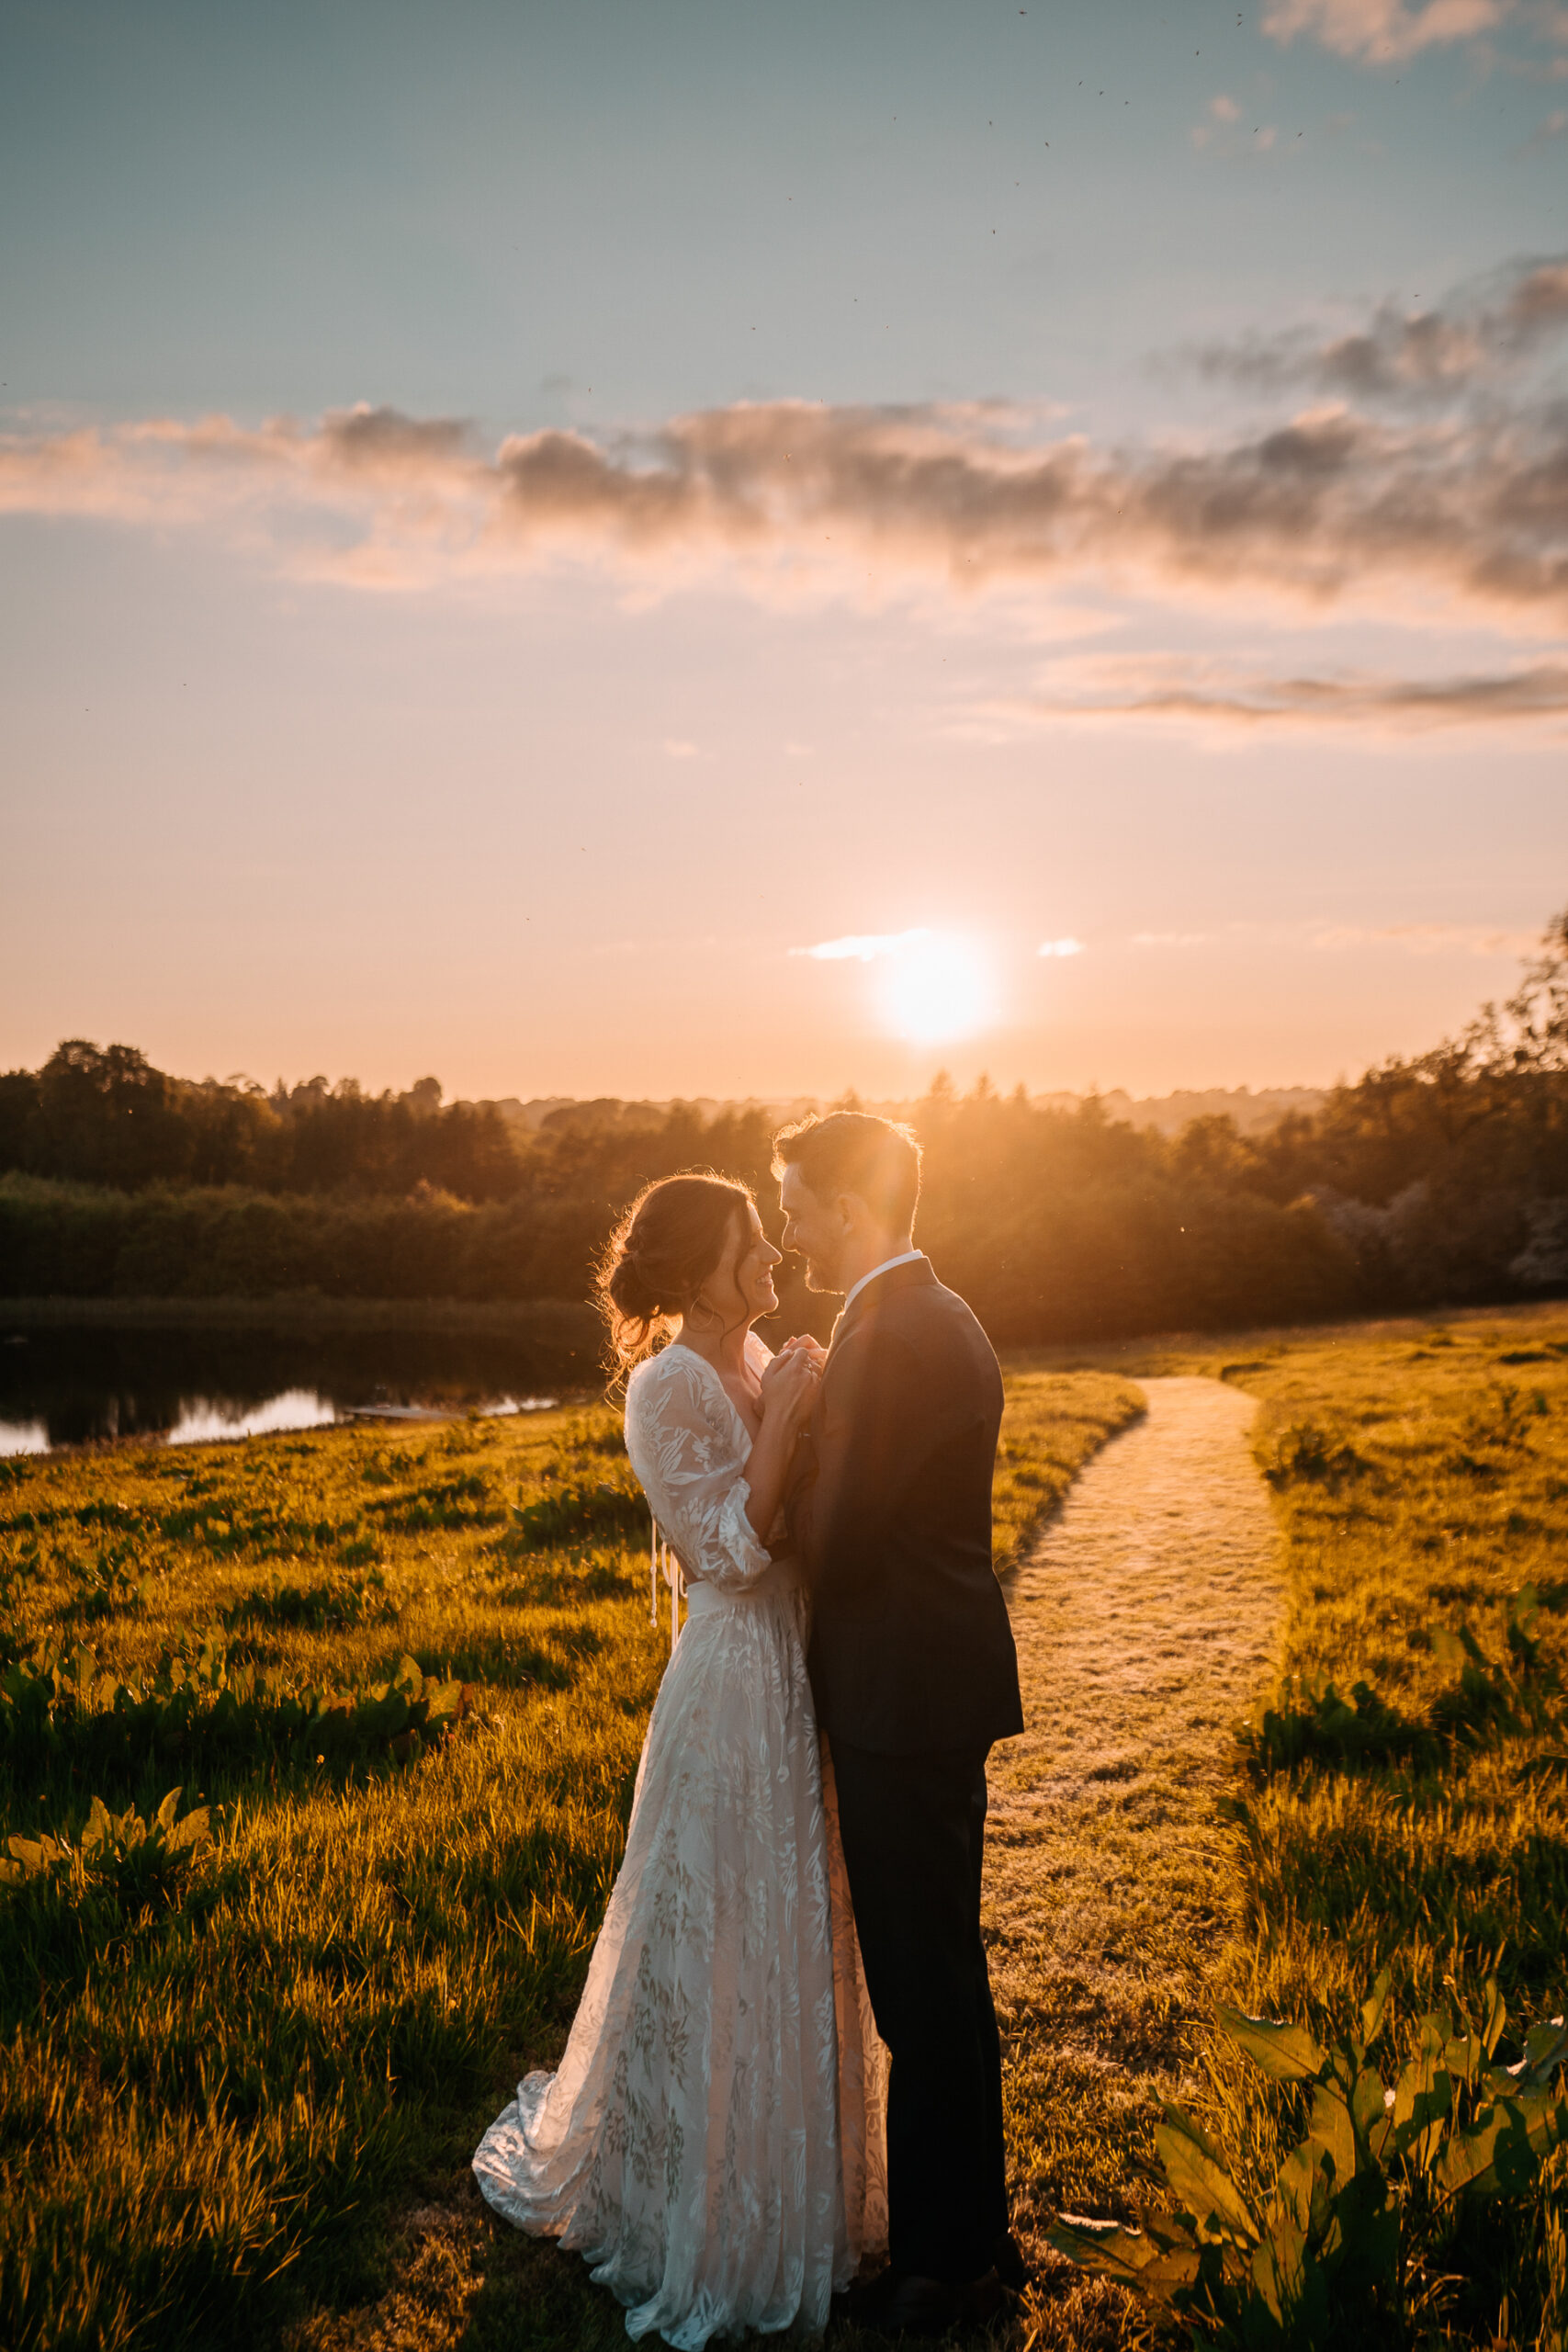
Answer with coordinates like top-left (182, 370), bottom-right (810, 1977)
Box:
top-left (842, 1249), bottom-right (925, 1315)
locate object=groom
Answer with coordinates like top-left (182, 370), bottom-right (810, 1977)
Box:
top-left (775, 1110), bottom-right (1025, 2336)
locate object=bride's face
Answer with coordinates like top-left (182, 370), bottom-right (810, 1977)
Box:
top-left (701, 1203), bottom-right (782, 1329)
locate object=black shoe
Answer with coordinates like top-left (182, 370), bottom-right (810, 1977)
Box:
top-left (962, 2267), bottom-right (1015, 2328)
top-left (876, 2273), bottom-right (965, 2338)
top-left (991, 2231), bottom-right (1032, 2292)
top-left (844, 2264), bottom-right (900, 2327)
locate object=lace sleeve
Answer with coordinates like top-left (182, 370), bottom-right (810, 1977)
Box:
top-left (624, 1351), bottom-right (774, 1594)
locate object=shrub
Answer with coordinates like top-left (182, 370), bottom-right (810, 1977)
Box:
top-left (1263, 1422), bottom-right (1372, 1492)
top-left (0, 1636), bottom-right (471, 1785)
top-left (1050, 1976), bottom-right (1568, 2346)
top-left (1235, 1590), bottom-right (1559, 1781)
top-left (218, 1568), bottom-right (397, 1634)
top-left (506, 1477), bottom-right (649, 1553)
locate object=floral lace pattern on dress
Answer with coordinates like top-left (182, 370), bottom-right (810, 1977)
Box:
top-left (472, 1334), bottom-right (887, 2349)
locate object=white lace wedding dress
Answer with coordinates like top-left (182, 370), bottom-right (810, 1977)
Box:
top-left (473, 1333), bottom-right (887, 2347)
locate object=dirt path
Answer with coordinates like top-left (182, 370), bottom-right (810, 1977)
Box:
top-left (983, 1374), bottom-right (1283, 2257)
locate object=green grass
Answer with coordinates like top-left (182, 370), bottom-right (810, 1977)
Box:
top-left (22, 1314), bottom-right (1568, 2349)
top-left (1, 1370), bottom-right (1141, 2352)
top-left (1187, 1314), bottom-right (1568, 2032)
top-left (1135, 1307), bottom-right (1568, 2348)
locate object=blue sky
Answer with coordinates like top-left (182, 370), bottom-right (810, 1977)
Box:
top-left (3, 0), bottom-right (1565, 1099)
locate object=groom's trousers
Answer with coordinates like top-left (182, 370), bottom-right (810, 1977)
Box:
top-left (829, 1737), bottom-right (1009, 2285)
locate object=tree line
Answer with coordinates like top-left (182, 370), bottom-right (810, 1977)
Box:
top-left (2, 912), bottom-right (1564, 1342)
top-left (0, 1046), bottom-right (525, 1199)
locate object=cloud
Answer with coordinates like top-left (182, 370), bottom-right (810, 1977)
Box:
top-left (4, 375), bottom-right (1566, 631)
top-left (1133, 919), bottom-right (1538, 953)
top-left (1191, 93), bottom-right (1280, 151)
top-left (1261, 0), bottom-right (1513, 61)
top-left (983, 653), bottom-right (1568, 731)
top-left (1193, 254), bottom-right (1568, 401)
top-left (0, 404), bottom-right (486, 573)
top-left (791, 929), bottom-right (936, 962)
top-left (1310, 921), bottom-right (1541, 952)
top-left (662, 738), bottom-right (698, 757)
top-left (1037, 938), bottom-right (1086, 956)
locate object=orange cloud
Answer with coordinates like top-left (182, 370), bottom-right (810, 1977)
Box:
top-left (978, 654), bottom-right (1568, 732)
top-left (4, 255), bottom-right (1567, 680)
top-left (4, 390), bottom-right (1565, 630)
top-left (484, 398), bottom-right (1568, 624)
top-left (1132, 920), bottom-right (1539, 954)
top-left (1261, 0), bottom-right (1514, 62)
top-left (1193, 254), bottom-right (1568, 401)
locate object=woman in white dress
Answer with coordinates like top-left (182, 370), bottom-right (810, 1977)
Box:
top-left (473, 1171), bottom-right (886, 2347)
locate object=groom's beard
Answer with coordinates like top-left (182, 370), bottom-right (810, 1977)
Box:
top-left (800, 1256), bottom-right (843, 1295)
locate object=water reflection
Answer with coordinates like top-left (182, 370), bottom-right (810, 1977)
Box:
top-left (163, 1389), bottom-right (342, 1447)
top-left (0, 1323), bottom-right (591, 1455)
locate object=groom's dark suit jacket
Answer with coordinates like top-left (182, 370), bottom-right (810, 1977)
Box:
top-left (791, 1257), bottom-right (1023, 1758)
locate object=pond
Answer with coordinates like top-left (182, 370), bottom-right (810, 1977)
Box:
top-left (0, 1321), bottom-right (597, 1455)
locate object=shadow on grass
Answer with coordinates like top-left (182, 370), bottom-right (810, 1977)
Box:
top-left (287, 2169), bottom-right (1137, 2352)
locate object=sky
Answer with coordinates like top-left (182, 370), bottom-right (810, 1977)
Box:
top-left (2, 0), bottom-right (1565, 1103)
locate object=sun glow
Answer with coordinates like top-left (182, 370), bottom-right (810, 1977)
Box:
top-left (876, 934), bottom-right (995, 1045)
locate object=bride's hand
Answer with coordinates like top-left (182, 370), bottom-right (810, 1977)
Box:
top-left (775, 1334), bottom-right (828, 1374)
top-left (759, 1347), bottom-right (819, 1430)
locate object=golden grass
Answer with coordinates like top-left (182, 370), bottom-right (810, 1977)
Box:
top-left (19, 1303), bottom-right (1568, 2347)
top-left (1145, 1308), bottom-right (1568, 2347)
top-left (979, 1307), bottom-right (1568, 2349)
top-left (1, 1372), bottom-right (1141, 2351)
top-left (1175, 1313), bottom-right (1568, 2027)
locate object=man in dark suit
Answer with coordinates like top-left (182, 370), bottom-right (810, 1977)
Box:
top-left (774, 1110), bottom-right (1025, 2338)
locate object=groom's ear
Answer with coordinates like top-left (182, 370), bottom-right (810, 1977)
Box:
top-left (834, 1190), bottom-right (866, 1234)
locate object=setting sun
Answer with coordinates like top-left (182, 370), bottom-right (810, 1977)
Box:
top-left (877, 933), bottom-right (995, 1046)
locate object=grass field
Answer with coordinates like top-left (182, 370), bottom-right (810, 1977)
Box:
top-left (957, 1306), bottom-right (1568, 2349)
top-left (14, 1307), bottom-right (1568, 2351)
top-left (0, 1366), bottom-right (1142, 2352)
top-left (1017, 1302), bottom-right (1568, 2352)
top-left (1193, 1308), bottom-right (1568, 2349)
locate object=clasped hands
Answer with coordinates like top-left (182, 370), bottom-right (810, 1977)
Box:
top-left (758, 1333), bottom-right (828, 1434)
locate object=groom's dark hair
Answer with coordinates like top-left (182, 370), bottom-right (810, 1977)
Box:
top-left (772, 1111), bottom-right (921, 1232)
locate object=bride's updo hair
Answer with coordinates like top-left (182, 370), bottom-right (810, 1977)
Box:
top-left (595, 1170), bottom-right (755, 1370)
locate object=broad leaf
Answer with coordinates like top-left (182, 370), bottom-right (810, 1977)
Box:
top-left (1350, 2065), bottom-right (1392, 2159)
top-left (1156, 2110), bottom-right (1258, 2244)
top-left (1359, 1966), bottom-right (1393, 2053)
top-left (1252, 2207), bottom-right (1330, 2338)
top-left (1443, 2030), bottom-right (1484, 2092)
top-left (1046, 2219), bottom-right (1170, 2288)
top-left (1517, 2017), bottom-right (1568, 2089)
top-left (1435, 2090), bottom-right (1568, 2202)
top-left (1393, 2019), bottom-right (1453, 2172)
top-left (1269, 2142), bottom-right (1321, 2234)
top-left (1217, 2004), bottom-right (1325, 2083)
top-left (1304, 2080), bottom-right (1357, 2187)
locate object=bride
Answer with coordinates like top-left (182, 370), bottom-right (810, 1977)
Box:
top-left (472, 1171), bottom-right (887, 2346)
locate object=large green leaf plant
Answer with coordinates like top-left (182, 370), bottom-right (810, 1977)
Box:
top-left (1049, 1975), bottom-right (1568, 2346)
